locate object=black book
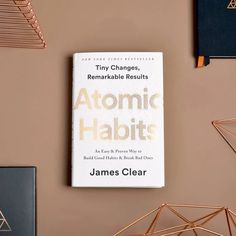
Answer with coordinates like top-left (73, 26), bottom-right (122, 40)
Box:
top-left (0, 167), bottom-right (36, 236)
top-left (197, 0), bottom-right (236, 67)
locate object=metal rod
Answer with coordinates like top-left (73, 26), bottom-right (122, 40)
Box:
top-left (153, 224), bottom-right (189, 234)
top-left (212, 123), bottom-right (236, 153)
top-left (167, 204), bottom-right (223, 209)
top-left (113, 204), bottom-right (236, 236)
top-left (146, 205), bottom-right (164, 234)
top-left (113, 206), bottom-right (162, 236)
top-left (225, 209), bottom-right (233, 236)
top-left (228, 211), bottom-right (236, 228)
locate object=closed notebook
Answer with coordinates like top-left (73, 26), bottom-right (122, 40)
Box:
top-left (0, 167), bottom-right (36, 236)
top-left (197, 0), bottom-right (236, 67)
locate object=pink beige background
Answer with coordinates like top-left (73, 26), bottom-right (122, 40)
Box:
top-left (0, 0), bottom-right (236, 235)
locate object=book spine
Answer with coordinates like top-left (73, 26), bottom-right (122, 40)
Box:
top-left (71, 54), bottom-right (77, 187)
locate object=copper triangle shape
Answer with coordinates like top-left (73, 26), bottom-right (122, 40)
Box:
top-left (0, 0), bottom-right (46, 48)
top-left (146, 205), bottom-right (189, 235)
top-left (212, 119), bottom-right (236, 153)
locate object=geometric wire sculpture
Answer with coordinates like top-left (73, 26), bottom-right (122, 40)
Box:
top-left (113, 203), bottom-right (236, 236)
top-left (0, 210), bottom-right (11, 232)
top-left (0, 0), bottom-right (46, 48)
top-left (228, 0), bottom-right (236, 9)
top-left (212, 118), bottom-right (236, 153)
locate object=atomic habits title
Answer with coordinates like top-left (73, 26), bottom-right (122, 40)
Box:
top-left (72, 52), bottom-right (164, 188)
top-left (73, 87), bottom-right (159, 141)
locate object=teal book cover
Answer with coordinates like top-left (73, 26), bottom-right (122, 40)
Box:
top-left (0, 167), bottom-right (36, 236)
top-left (197, 0), bottom-right (236, 67)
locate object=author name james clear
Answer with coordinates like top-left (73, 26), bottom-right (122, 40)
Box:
top-left (89, 168), bottom-right (147, 176)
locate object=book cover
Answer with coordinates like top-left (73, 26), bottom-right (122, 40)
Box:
top-left (197, 0), bottom-right (236, 67)
top-left (72, 52), bottom-right (164, 188)
top-left (0, 167), bottom-right (36, 236)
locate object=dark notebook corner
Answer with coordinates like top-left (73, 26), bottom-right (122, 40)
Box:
top-left (196, 0), bottom-right (236, 67)
top-left (0, 167), bottom-right (36, 236)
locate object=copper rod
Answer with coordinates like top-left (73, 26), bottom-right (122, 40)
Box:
top-left (0, 25), bottom-right (39, 30)
top-left (172, 210), bottom-right (221, 236)
top-left (213, 123), bottom-right (236, 152)
top-left (166, 205), bottom-right (191, 224)
top-left (165, 205), bottom-right (200, 236)
top-left (0, 43), bottom-right (44, 47)
top-left (177, 225), bottom-right (189, 236)
top-left (0, 0), bottom-right (28, 2)
top-left (146, 206), bottom-right (163, 234)
top-left (167, 204), bottom-right (223, 209)
top-left (214, 118), bottom-right (236, 124)
top-left (153, 224), bottom-right (190, 234)
top-left (0, 13), bottom-right (35, 20)
top-left (193, 229), bottom-right (198, 236)
top-left (215, 125), bottom-right (236, 152)
top-left (149, 227), bottom-right (198, 236)
top-left (145, 211), bottom-right (160, 234)
top-left (0, 3), bottom-right (30, 7)
top-left (197, 208), bottom-right (224, 226)
top-left (0, 36), bottom-right (40, 40)
top-left (113, 206), bottom-right (162, 236)
top-left (14, 1), bottom-right (45, 44)
top-left (228, 210), bottom-right (236, 218)
top-left (194, 208), bottom-right (224, 223)
top-left (0, 9), bottom-right (32, 14)
top-left (0, 39), bottom-right (43, 44)
top-left (0, 40), bottom-right (44, 45)
top-left (113, 204), bottom-right (236, 236)
top-left (225, 209), bottom-right (233, 236)
top-left (228, 211), bottom-right (236, 228)
top-left (0, 31), bottom-right (40, 36)
top-left (166, 205), bottom-right (199, 236)
top-left (216, 121), bottom-right (236, 125)
top-left (149, 212), bottom-right (160, 234)
top-left (0, 41), bottom-right (44, 45)
top-left (0, 34), bottom-right (41, 39)
top-left (0, 44), bottom-right (45, 49)
top-left (216, 124), bottom-right (236, 138)
top-left (196, 227), bottom-right (223, 236)
top-left (0, 20), bottom-right (31, 24)
top-left (216, 126), bottom-right (236, 152)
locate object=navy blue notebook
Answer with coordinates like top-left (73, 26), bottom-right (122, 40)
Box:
top-left (0, 167), bottom-right (36, 236)
top-left (197, 0), bottom-right (236, 67)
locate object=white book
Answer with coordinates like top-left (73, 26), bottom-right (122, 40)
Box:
top-left (72, 52), bottom-right (164, 188)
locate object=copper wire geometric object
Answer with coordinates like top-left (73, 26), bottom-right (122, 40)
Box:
top-left (113, 203), bottom-right (236, 236)
top-left (212, 118), bottom-right (236, 153)
top-left (0, 0), bottom-right (46, 48)
top-left (0, 210), bottom-right (11, 232)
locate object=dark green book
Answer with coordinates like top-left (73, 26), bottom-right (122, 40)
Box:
top-left (197, 0), bottom-right (236, 67)
top-left (0, 167), bottom-right (36, 236)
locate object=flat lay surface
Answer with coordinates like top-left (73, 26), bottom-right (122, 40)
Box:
top-left (0, 0), bottom-right (235, 235)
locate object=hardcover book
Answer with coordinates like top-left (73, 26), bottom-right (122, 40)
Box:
top-left (0, 167), bottom-right (36, 236)
top-left (197, 0), bottom-right (236, 67)
top-left (72, 52), bottom-right (164, 188)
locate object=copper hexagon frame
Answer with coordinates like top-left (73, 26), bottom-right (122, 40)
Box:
top-left (113, 203), bottom-right (236, 236)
